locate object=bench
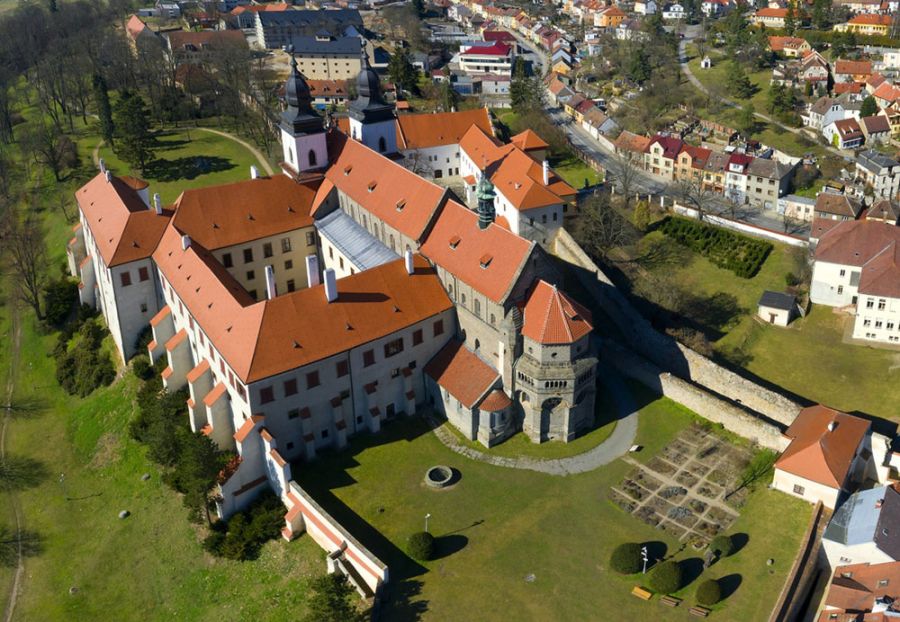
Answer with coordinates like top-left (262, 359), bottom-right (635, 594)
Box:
top-left (660, 595), bottom-right (682, 607)
top-left (690, 606), bottom-right (711, 617)
top-left (631, 586), bottom-right (653, 601)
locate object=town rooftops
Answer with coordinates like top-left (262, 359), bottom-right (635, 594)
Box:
top-left (815, 220), bottom-right (900, 269)
top-left (768, 35), bottom-right (808, 52)
top-left (858, 150), bottom-right (899, 173)
top-left (835, 59), bottom-right (874, 76)
top-left (776, 405), bottom-right (870, 488)
top-left (171, 175), bottom-right (316, 251)
top-left (858, 239), bottom-right (900, 298)
top-left (482, 30), bottom-right (516, 43)
top-left (420, 200), bottom-right (534, 304)
top-left (833, 117), bottom-right (864, 139)
top-left (424, 340), bottom-right (499, 409)
top-left (291, 35), bottom-right (362, 56)
top-left (649, 134), bottom-right (683, 160)
top-left (315, 208), bottom-right (399, 272)
top-left (755, 7), bottom-right (789, 17)
top-left (823, 561), bottom-right (900, 614)
top-left (613, 131), bottom-right (650, 154)
top-left (746, 157), bottom-right (792, 179)
top-left (522, 280), bottom-right (593, 344)
top-left (867, 199), bottom-right (900, 223)
top-left (75, 171), bottom-right (172, 268)
top-left (815, 193), bottom-right (864, 219)
top-left (759, 290), bottom-right (796, 311)
top-left (126, 14), bottom-right (152, 40)
top-left (810, 96), bottom-right (836, 116)
top-left (861, 115), bottom-right (891, 134)
top-left (824, 485), bottom-right (900, 561)
top-left (847, 13), bottom-right (893, 25)
top-left (231, 3), bottom-right (291, 14)
top-left (396, 107), bottom-right (492, 150)
top-left (256, 8), bottom-right (362, 28)
top-left (460, 42), bottom-right (510, 56)
top-left (510, 129), bottom-right (549, 152)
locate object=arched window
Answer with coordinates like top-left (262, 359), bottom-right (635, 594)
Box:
top-left (461, 293), bottom-right (466, 305)
top-left (474, 338), bottom-right (480, 350)
top-left (378, 136), bottom-right (387, 152)
top-left (389, 235), bottom-right (395, 251)
top-left (308, 149), bottom-right (317, 167)
top-left (474, 299), bottom-right (480, 317)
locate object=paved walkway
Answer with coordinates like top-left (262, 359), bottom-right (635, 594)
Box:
top-left (428, 367), bottom-right (638, 476)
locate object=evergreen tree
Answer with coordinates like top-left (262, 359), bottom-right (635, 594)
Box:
top-left (302, 574), bottom-right (362, 622)
top-left (113, 91), bottom-right (154, 171)
top-left (812, 0), bottom-right (829, 29)
top-left (92, 74), bottom-right (115, 146)
top-left (388, 48), bottom-right (419, 95)
top-left (860, 95), bottom-right (878, 117)
top-left (726, 61), bottom-right (755, 99)
top-left (439, 78), bottom-right (459, 113)
top-left (784, 1), bottom-right (797, 35)
top-left (168, 430), bottom-right (224, 525)
top-left (510, 57), bottom-right (537, 112)
top-left (737, 103), bottom-right (756, 136)
top-left (412, 0), bottom-right (425, 16)
top-left (626, 47), bottom-right (652, 85)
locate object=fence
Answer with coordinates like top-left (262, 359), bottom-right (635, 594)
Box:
top-left (672, 203), bottom-right (810, 248)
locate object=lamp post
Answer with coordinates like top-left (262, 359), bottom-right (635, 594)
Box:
top-left (425, 513), bottom-right (432, 534)
top-left (641, 546), bottom-right (648, 574)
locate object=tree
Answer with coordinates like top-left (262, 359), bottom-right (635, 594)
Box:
top-left (439, 78), bottom-right (459, 113)
top-left (576, 194), bottom-right (636, 257)
top-left (387, 47), bottom-right (419, 95)
top-left (608, 150), bottom-right (642, 209)
top-left (633, 201), bottom-right (651, 232)
top-left (674, 178), bottom-right (718, 222)
top-left (2, 217), bottom-right (47, 320)
top-left (42, 278), bottom-right (77, 326)
top-left (302, 573), bottom-right (362, 622)
top-left (510, 57), bottom-right (540, 113)
top-left (697, 579), bottom-right (722, 605)
top-left (92, 73), bottom-right (115, 146)
top-left (113, 91), bottom-right (154, 171)
top-left (407, 531), bottom-right (435, 561)
top-left (609, 542), bottom-right (643, 574)
top-left (166, 430), bottom-right (224, 525)
top-left (20, 119), bottom-right (78, 182)
top-left (860, 95), bottom-right (878, 118)
top-left (736, 103), bottom-right (756, 136)
top-left (710, 534), bottom-right (735, 558)
top-left (726, 61), bottom-right (755, 99)
top-left (784, 1), bottom-right (797, 34)
top-left (626, 46), bottom-right (652, 85)
top-left (649, 560), bottom-right (683, 594)
top-left (412, 0), bottom-right (424, 16)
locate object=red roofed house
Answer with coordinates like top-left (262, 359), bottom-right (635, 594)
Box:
top-left (459, 41), bottom-right (514, 76)
top-left (824, 117), bottom-right (865, 149)
top-left (834, 59), bottom-right (874, 84)
top-left (752, 7), bottom-right (790, 28)
top-left (768, 35), bottom-right (811, 57)
top-left (819, 561), bottom-right (900, 621)
top-left (773, 405), bottom-right (879, 509)
top-left (835, 13), bottom-right (893, 36)
top-left (811, 219), bottom-right (900, 346)
top-left (646, 134), bottom-right (684, 180)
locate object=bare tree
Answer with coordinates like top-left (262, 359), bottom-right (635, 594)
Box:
top-left (20, 119), bottom-right (78, 182)
top-left (576, 193), bottom-right (636, 258)
top-left (401, 149), bottom-right (435, 177)
top-left (674, 177), bottom-right (719, 222)
top-left (608, 149), bottom-right (643, 209)
top-left (2, 216), bottom-right (48, 320)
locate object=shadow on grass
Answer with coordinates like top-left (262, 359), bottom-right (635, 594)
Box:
top-left (0, 455), bottom-right (50, 492)
top-left (3, 396), bottom-right (49, 420)
top-left (644, 540), bottom-right (668, 568)
top-left (431, 534), bottom-right (468, 560)
top-left (0, 528), bottom-right (44, 567)
top-left (145, 155), bottom-right (234, 183)
top-left (719, 573), bottom-right (742, 601)
top-left (731, 533), bottom-right (749, 555)
top-left (680, 557), bottom-right (705, 589)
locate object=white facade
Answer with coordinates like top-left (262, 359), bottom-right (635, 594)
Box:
top-left (349, 116), bottom-right (397, 156)
top-left (810, 260), bottom-right (861, 307)
top-left (758, 303), bottom-right (794, 326)
top-left (772, 470), bottom-right (843, 509)
top-left (281, 128), bottom-right (329, 174)
top-left (402, 144), bottom-right (461, 179)
top-left (852, 293), bottom-right (900, 344)
top-left (823, 538), bottom-right (895, 570)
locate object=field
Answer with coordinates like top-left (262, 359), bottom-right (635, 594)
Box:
top-left (295, 390), bottom-right (810, 621)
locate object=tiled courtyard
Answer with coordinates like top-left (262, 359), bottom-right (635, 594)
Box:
top-left (610, 425), bottom-right (755, 543)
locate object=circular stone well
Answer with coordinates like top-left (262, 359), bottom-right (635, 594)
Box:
top-left (425, 465), bottom-right (453, 489)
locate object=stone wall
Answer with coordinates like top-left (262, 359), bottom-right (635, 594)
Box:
top-left (553, 228), bottom-right (804, 433)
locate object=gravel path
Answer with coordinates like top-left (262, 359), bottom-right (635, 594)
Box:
top-left (428, 367), bottom-right (638, 476)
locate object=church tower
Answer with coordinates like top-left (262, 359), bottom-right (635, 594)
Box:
top-left (347, 52), bottom-right (397, 154)
top-left (280, 51), bottom-right (328, 175)
top-left (476, 173), bottom-right (496, 229)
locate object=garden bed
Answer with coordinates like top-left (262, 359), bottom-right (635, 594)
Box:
top-left (658, 216), bottom-right (773, 278)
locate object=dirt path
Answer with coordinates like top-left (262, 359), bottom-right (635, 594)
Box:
top-left (1, 299), bottom-right (23, 622)
top-left (195, 127), bottom-right (274, 176)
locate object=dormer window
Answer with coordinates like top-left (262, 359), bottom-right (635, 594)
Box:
top-left (449, 235), bottom-right (461, 249)
top-left (480, 253), bottom-right (493, 268)
top-left (368, 181), bottom-right (377, 192)
top-left (396, 199), bottom-right (406, 211)
top-left (344, 165), bottom-right (352, 176)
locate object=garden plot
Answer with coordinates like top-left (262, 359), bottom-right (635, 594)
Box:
top-left (610, 425), bottom-right (755, 544)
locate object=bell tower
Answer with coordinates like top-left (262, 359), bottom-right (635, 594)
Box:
top-left (280, 48), bottom-right (328, 175)
top-left (347, 50), bottom-right (397, 154)
top-left (476, 173), bottom-right (496, 229)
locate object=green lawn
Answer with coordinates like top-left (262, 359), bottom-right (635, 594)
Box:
top-left (97, 129), bottom-right (263, 204)
top-left (296, 388), bottom-right (811, 621)
top-left (553, 154), bottom-right (603, 189)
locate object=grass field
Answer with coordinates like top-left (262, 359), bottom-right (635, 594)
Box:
top-left (295, 390), bottom-right (811, 621)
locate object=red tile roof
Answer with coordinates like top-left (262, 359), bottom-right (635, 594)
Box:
top-left (75, 172), bottom-right (172, 268)
top-left (126, 14), bottom-right (150, 40)
top-left (522, 280), bottom-right (593, 344)
top-left (479, 389), bottom-right (512, 411)
top-left (848, 13), bottom-right (892, 25)
top-left (424, 340), bottom-right (499, 408)
top-left (776, 405), bottom-right (870, 488)
top-left (858, 240), bottom-right (900, 298)
top-left (396, 108), bottom-right (493, 150)
top-left (461, 42), bottom-right (510, 56)
top-left (824, 561), bottom-right (900, 613)
top-left (650, 135), bottom-right (684, 160)
top-left (510, 129), bottom-right (549, 151)
top-left (835, 60), bottom-right (873, 76)
top-left (755, 7), bottom-right (789, 17)
top-left (231, 3), bottom-right (290, 14)
top-left (420, 200), bottom-right (534, 304)
top-left (815, 220), bottom-right (900, 269)
top-left (768, 35), bottom-right (808, 51)
top-left (614, 131), bottom-right (652, 154)
top-left (483, 30), bottom-right (516, 43)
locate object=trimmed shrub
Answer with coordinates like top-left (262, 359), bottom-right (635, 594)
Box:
top-left (649, 560), bottom-right (683, 594)
top-left (407, 531), bottom-right (435, 561)
top-left (710, 535), bottom-right (734, 558)
top-left (609, 542), bottom-right (643, 574)
top-left (659, 216), bottom-right (772, 279)
top-left (42, 278), bottom-right (77, 327)
top-left (54, 318), bottom-right (116, 397)
top-left (132, 355), bottom-right (152, 380)
top-left (697, 579), bottom-right (722, 606)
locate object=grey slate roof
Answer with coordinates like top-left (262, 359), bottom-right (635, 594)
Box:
top-left (746, 157), bottom-right (793, 180)
top-left (824, 486), bottom-right (900, 561)
top-left (315, 209), bottom-right (399, 271)
top-left (291, 35), bottom-right (362, 57)
top-left (857, 149), bottom-right (899, 174)
top-left (759, 290), bottom-right (796, 311)
top-left (258, 9), bottom-right (362, 28)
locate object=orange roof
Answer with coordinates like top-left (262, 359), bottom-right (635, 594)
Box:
top-left (614, 130), bottom-right (652, 154)
top-left (824, 561), bottom-right (900, 613)
top-left (510, 129), bottom-right (549, 151)
top-left (478, 389), bottom-right (512, 411)
top-left (75, 172), bottom-right (172, 268)
top-left (232, 3), bottom-right (290, 14)
top-left (775, 405), bottom-right (870, 488)
top-left (420, 200), bottom-right (534, 304)
top-left (126, 14), bottom-right (150, 39)
top-left (835, 59), bottom-right (873, 76)
top-left (858, 240), bottom-right (900, 298)
top-left (424, 340), bottom-right (499, 408)
top-left (172, 175), bottom-right (316, 250)
top-left (873, 82), bottom-right (900, 103)
top-left (234, 417), bottom-right (257, 443)
top-left (815, 219), bottom-right (900, 267)
top-left (323, 135), bottom-right (446, 242)
top-left (396, 108), bottom-right (493, 150)
top-left (755, 7), bottom-right (788, 17)
top-left (849, 13), bottom-right (892, 25)
top-left (768, 36), bottom-right (808, 51)
top-left (522, 280), bottom-right (593, 344)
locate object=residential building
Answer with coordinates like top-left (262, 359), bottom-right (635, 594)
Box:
top-left (819, 561), bottom-right (900, 621)
top-left (634, 0), bottom-right (658, 14)
top-left (662, 3), bottom-right (686, 19)
top-left (778, 194), bottom-right (817, 221)
top-left (867, 199), bottom-right (900, 225)
top-left (701, 0), bottom-right (732, 17)
top-left (824, 118), bottom-right (865, 149)
top-left (594, 6), bottom-right (626, 27)
top-left (814, 193), bottom-right (864, 222)
top-left (745, 157), bottom-right (795, 209)
top-left (458, 41), bottom-right (514, 76)
top-left (834, 59), bottom-right (874, 84)
top-left (856, 150), bottom-right (900, 198)
top-left (834, 14), bottom-right (893, 36)
top-left (752, 7), bottom-right (789, 28)
top-left (757, 290), bottom-right (797, 326)
top-left (646, 134), bottom-right (683, 181)
top-left (725, 152), bottom-right (753, 204)
top-left (822, 485), bottom-right (900, 569)
top-left (255, 8), bottom-right (363, 50)
top-left (230, 3), bottom-right (291, 30)
top-left (768, 35), bottom-right (811, 57)
top-left (291, 35), bottom-right (364, 81)
top-left (772, 405), bottom-right (878, 509)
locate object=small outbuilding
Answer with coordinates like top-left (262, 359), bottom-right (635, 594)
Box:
top-left (758, 290), bottom-right (796, 326)
top-left (700, 56), bottom-right (712, 69)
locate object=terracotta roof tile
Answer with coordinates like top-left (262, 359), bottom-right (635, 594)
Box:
top-left (835, 59), bottom-right (873, 76)
top-left (510, 129), bottom-right (549, 151)
top-left (478, 389), bottom-right (512, 411)
top-left (824, 561), bottom-right (900, 612)
top-left (522, 280), bottom-right (593, 344)
top-left (396, 108), bottom-right (493, 150)
top-left (424, 340), bottom-right (499, 408)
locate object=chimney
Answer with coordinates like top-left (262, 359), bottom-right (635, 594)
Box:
top-left (250, 165), bottom-right (260, 180)
top-left (152, 193), bottom-right (163, 215)
top-left (105, 170), bottom-right (112, 183)
top-left (828, 421), bottom-right (837, 432)
top-left (181, 234), bottom-right (191, 251)
top-left (99, 158), bottom-right (106, 174)
top-left (324, 268), bottom-right (337, 303)
top-left (543, 160), bottom-right (550, 186)
top-left (265, 265), bottom-right (277, 299)
top-left (306, 254), bottom-right (320, 288)
top-left (404, 249), bottom-right (414, 275)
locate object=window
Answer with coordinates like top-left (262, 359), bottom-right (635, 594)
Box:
top-left (412, 329), bottom-right (423, 346)
top-left (284, 378), bottom-right (298, 396)
top-left (384, 338), bottom-right (404, 358)
top-left (259, 386), bottom-right (274, 404)
top-left (263, 242), bottom-right (273, 258)
top-left (793, 484), bottom-right (805, 495)
top-left (879, 299), bottom-right (886, 310)
top-left (285, 260), bottom-right (293, 270)
top-left (246, 270), bottom-right (255, 281)
top-left (120, 272), bottom-right (132, 287)
top-left (305, 232), bottom-right (315, 247)
top-left (287, 280), bottom-right (295, 292)
top-left (867, 298), bottom-right (875, 309)
top-left (288, 409), bottom-right (300, 419)
top-left (139, 267), bottom-right (149, 282)
top-left (837, 286), bottom-right (844, 295)
top-left (391, 367), bottom-right (400, 378)
top-left (474, 299), bottom-right (481, 317)
top-left (140, 303), bottom-right (148, 313)
top-left (223, 253), bottom-right (233, 268)
top-left (879, 579), bottom-right (890, 587)
top-left (306, 371), bottom-right (320, 389)
top-left (286, 442), bottom-right (294, 450)
top-left (308, 149), bottom-right (317, 167)
top-left (363, 349), bottom-right (375, 367)
top-left (339, 257), bottom-right (344, 270)
top-left (243, 248), bottom-right (254, 264)
top-left (248, 289), bottom-right (257, 300)
top-left (378, 136), bottom-right (386, 152)
top-left (839, 269), bottom-right (846, 277)
top-left (282, 238), bottom-right (292, 253)
top-left (321, 429), bottom-right (328, 439)
top-left (876, 321), bottom-right (883, 328)
top-left (336, 360), bottom-right (349, 377)
top-left (328, 246), bottom-right (334, 259)
top-left (433, 319), bottom-right (444, 336)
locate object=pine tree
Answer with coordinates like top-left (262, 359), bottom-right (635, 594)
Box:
top-left (388, 48), bottom-right (419, 95)
top-left (784, 1), bottom-right (796, 35)
top-left (726, 61), bottom-right (755, 99)
top-left (510, 57), bottom-right (534, 112)
top-left (860, 95), bottom-right (878, 117)
top-left (626, 47), bottom-right (652, 85)
top-left (737, 104), bottom-right (756, 136)
top-left (113, 91), bottom-right (154, 172)
top-left (92, 74), bottom-right (115, 146)
top-left (302, 574), bottom-right (362, 622)
top-left (440, 79), bottom-right (459, 113)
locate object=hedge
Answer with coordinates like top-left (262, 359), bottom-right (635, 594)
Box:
top-left (649, 560), bottom-right (683, 594)
top-left (710, 534), bottom-right (735, 558)
top-left (697, 579), bottom-right (722, 606)
top-left (407, 531), bottom-right (435, 561)
top-left (659, 216), bottom-right (773, 278)
top-left (610, 542), bottom-right (643, 574)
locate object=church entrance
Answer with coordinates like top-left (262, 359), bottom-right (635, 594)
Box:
top-left (540, 398), bottom-right (561, 442)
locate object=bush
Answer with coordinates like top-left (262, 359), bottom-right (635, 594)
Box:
top-left (710, 535), bottom-right (734, 558)
top-left (202, 492), bottom-right (285, 560)
top-left (659, 216), bottom-right (772, 279)
top-left (131, 355), bottom-right (152, 380)
top-left (407, 531), bottom-right (435, 561)
top-left (649, 560), bottom-right (683, 594)
top-left (54, 318), bottom-right (116, 397)
top-left (696, 579), bottom-right (722, 606)
top-left (610, 542), bottom-right (643, 574)
top-left (42, 278), bottom-right (77, 326)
